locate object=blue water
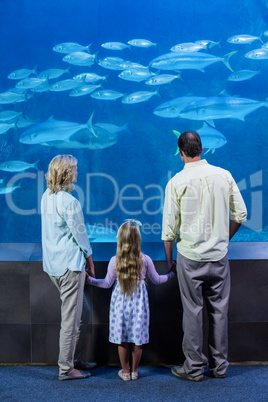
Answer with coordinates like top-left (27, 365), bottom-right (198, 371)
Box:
top-left (0, 0), bottom-right (267, 243)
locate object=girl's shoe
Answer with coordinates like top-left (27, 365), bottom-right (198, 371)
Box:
top-left (118, 369), bottom-right (130, 381)
top-left (131, 371), bottom-right (138, 380)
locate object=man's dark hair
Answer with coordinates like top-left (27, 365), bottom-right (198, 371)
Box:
top-left (178, 131), bottom-right (202, 158)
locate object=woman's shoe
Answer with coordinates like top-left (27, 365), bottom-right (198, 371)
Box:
top-left (118, 369), bottom-right (130, 381)
top-left (131, 371), bottom-right (138, 380)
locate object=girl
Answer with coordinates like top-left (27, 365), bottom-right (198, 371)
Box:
top-left (87, 220), bottom-right (175, 381)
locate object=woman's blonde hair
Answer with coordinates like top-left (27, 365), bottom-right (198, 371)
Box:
top-left (116, 221), bottom-right (143, 298)
top-left (45, 154), bottom-right (77, 194)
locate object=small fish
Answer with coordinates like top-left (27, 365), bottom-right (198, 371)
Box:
top-left (73, 72), bottom-right (106, 83)
top-left (101, 42), bottom-right (130, 50)
top-left (69, 84), bottom-right (101, 97)
top-left (50, 79), bottom-right (81, 92)
top-left (98, 57), bottom-right (126, 70)
top-left (15, 77), bottom-right (46, 89)
top-left (171, 42), bottom-right (205, 52)
top-left (145, 73), bottom-right (181, 85)
top-left (119, 68), bottom-right (154, 82)
top-left (0, 182), bottom-right (21, 194)
top-left (0, 111), bottom-right (22, 123)
top-left (63, 52), bottom-right (96, 66)
top-left (245, 48), bottom-right (268, 60)
top-left (0, 122), bottom-right (16, 135)
top-left (127, 39), bottom-right (157, 48)
top-left (0, 91), bottom-right (26, 104)
top-left (122, 90), bottom-right (158, 104)
top-left (8, 67), bottom-right (37, 80)
top-left (227, 34), bottom-right (262, 44)
top-left (228, 70), bottom-right (260, 82)
top-left (38, 67), bottom-right (70, 79)
top-left (0, 160), bottom-right (39, 172)
top-left (245, 48), bottom-right (268, 59)
top-left (195, 39), bottom-right (220, 49)
top-left (31, 81), bottom-right (51, 93)
top-left (91, 90), bottom-right (124, 101)
top-left (53, 42), bottom-right (91, 54)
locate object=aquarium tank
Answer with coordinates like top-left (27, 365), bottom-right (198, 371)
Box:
top-left (0, 0), bottom-right (267, 246)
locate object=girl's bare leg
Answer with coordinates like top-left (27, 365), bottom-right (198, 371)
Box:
top-left (131, 345), bottom-right (143, 372)
top-left (118, 343), bottom-right (130, 373)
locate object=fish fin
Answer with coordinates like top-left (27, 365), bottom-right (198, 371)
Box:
top-left (122, 122), bottom-right (131, 134)
top-left (65, 66), bottom-right (71, 75)
top-left (199, 69), bottom-right (206, 73)
top-left (47, 115), bottom-right (55, 121)
top-left (33, 160), bottom-right (39, 170)
top-left (174, 147), bottom-right (180, 156)
top-left (172, 130), bottom-right (181, 138)
top-left (206, 119), bottom-right (215, 127)
top-left (175, 70), bottom-right (183, 80)
top-left (204, 149), bottom-right (211, 155)
top-left (212, 148), bottom-right (215, 154)
top-left (87, 112), bottom-right (98, 137)
top-left (202, 122), bottom-right (208, 128)
top-left (223, 51), bottom-right (237, 72)
top-left (85, 43), bottom-right (92, 53)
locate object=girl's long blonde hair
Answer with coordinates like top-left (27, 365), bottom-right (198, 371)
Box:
top-left (116, 221), bottom-right (143, 297)
top-left (46, 154), bottom-right (77, 194)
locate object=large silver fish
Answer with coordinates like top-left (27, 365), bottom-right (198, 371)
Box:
top-left (19, 115), bottom-right (96, 145)
top-left (179, 96), bottom-right (268, 122)
top-left (172, 125), bottom-right (227, 155)
top-left (153, 96), bottom-right (206, 118)
top-left (150, 51), bottom-right (236, 72)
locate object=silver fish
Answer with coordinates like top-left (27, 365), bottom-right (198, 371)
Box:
top-left (127, 39), bottom-right (157, 48)
top-left (179, 96), bottom-right (268, 122)
top-left (101, 42), bottom-right (130, 50)
top-left (122, 90), bottom-right (158, 104)
top-left (31, 81), bottom-right (51, 93)
top-left (73, 72), bottom-right (106, 83)
top-left (15, 77), bottom-right (46, 89)
top-left (153, 96), bottom-right (206, 118)
top-left (245, 48), bottom-right (268, 59)
top-left (228, 70), bottom-right (260, 82)
top-left (0, 160), bottom-right (39, 172)
top-left (145, 73), bottom-right (181, 85)
top-left (98, 57), bottom-right (126, 70)
top-left (0, 122), bottom-right (16, 135)
top-left (195, 39), bottom-right (220, 49)
top-left (120, 61), bottom-right (148, 69)
top-left (38, 67), bottom-right (70, 79)
top-left (0, 182), bottom-right (21, 194)
top-left (0, 91), bottom-right (26, 104)
top-left (171, 42), bottom-right (205, 52)
top-left (150, 51), bottom-right (236, 72)
top-left (53, 42), bottom-right (91, 54)
top-left (0, 111), bottom-right (22, 123)
top-left (19, 114), bottom-right (96, 145)
top-left (227, 34), bottom-right (262, 44)
top-left (50, 79), bottom-right (81, 92)
top-left (8, 67), bottom-right (37, 80)
top-left (69, 84), bottom-right (101, 97)
top-left (119, 68), bottom-right (154, 82)
top-left (63, 52), bottom-right (96, 66)
top-left (91, 90), bottom-right (124, 101)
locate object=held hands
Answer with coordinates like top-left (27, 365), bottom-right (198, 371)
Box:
top-left (167, 260), bottom-right (177, 274)
top-left (85, 255), bottom-right (95, 284)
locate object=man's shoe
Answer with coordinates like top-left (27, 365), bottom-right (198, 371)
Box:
top-left (171, 365), bottom-right (203, 382)
top-left (210, 372), bottom-right (226, 379)
top-left (74, 360), bottom-right (97, 370)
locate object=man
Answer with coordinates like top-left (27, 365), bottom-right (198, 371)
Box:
top-left (162, 131), bottom-right (247, 382)
top-left (41, 155), bottom-right (96, 381)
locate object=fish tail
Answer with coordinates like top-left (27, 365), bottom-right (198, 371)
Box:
top-left (87, 112), bottom-right (98, 137)
top-left (33, 66), bottom-right (38, 76)
top-left (33, 159), bottom-right (39, 170)
top-left (172, 130), bottom-right (181, 156)
top-left (85, 43), bottom-right (92, 53)
top-left (223, 51), bottom-right (237, 72)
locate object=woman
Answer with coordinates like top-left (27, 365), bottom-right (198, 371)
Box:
top-left (41, 154), bottom-right (95, 381)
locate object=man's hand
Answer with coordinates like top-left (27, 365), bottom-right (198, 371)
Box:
top-left (86, 255), bottom-right (95, 279)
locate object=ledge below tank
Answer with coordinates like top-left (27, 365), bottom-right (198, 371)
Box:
top-left (0, 241), bottom-right (267, 261)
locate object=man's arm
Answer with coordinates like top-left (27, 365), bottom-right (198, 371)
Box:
top-left (229, 220), bottom-right (241, 241)
top-left (164, 240), bottom-right (175, 273)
